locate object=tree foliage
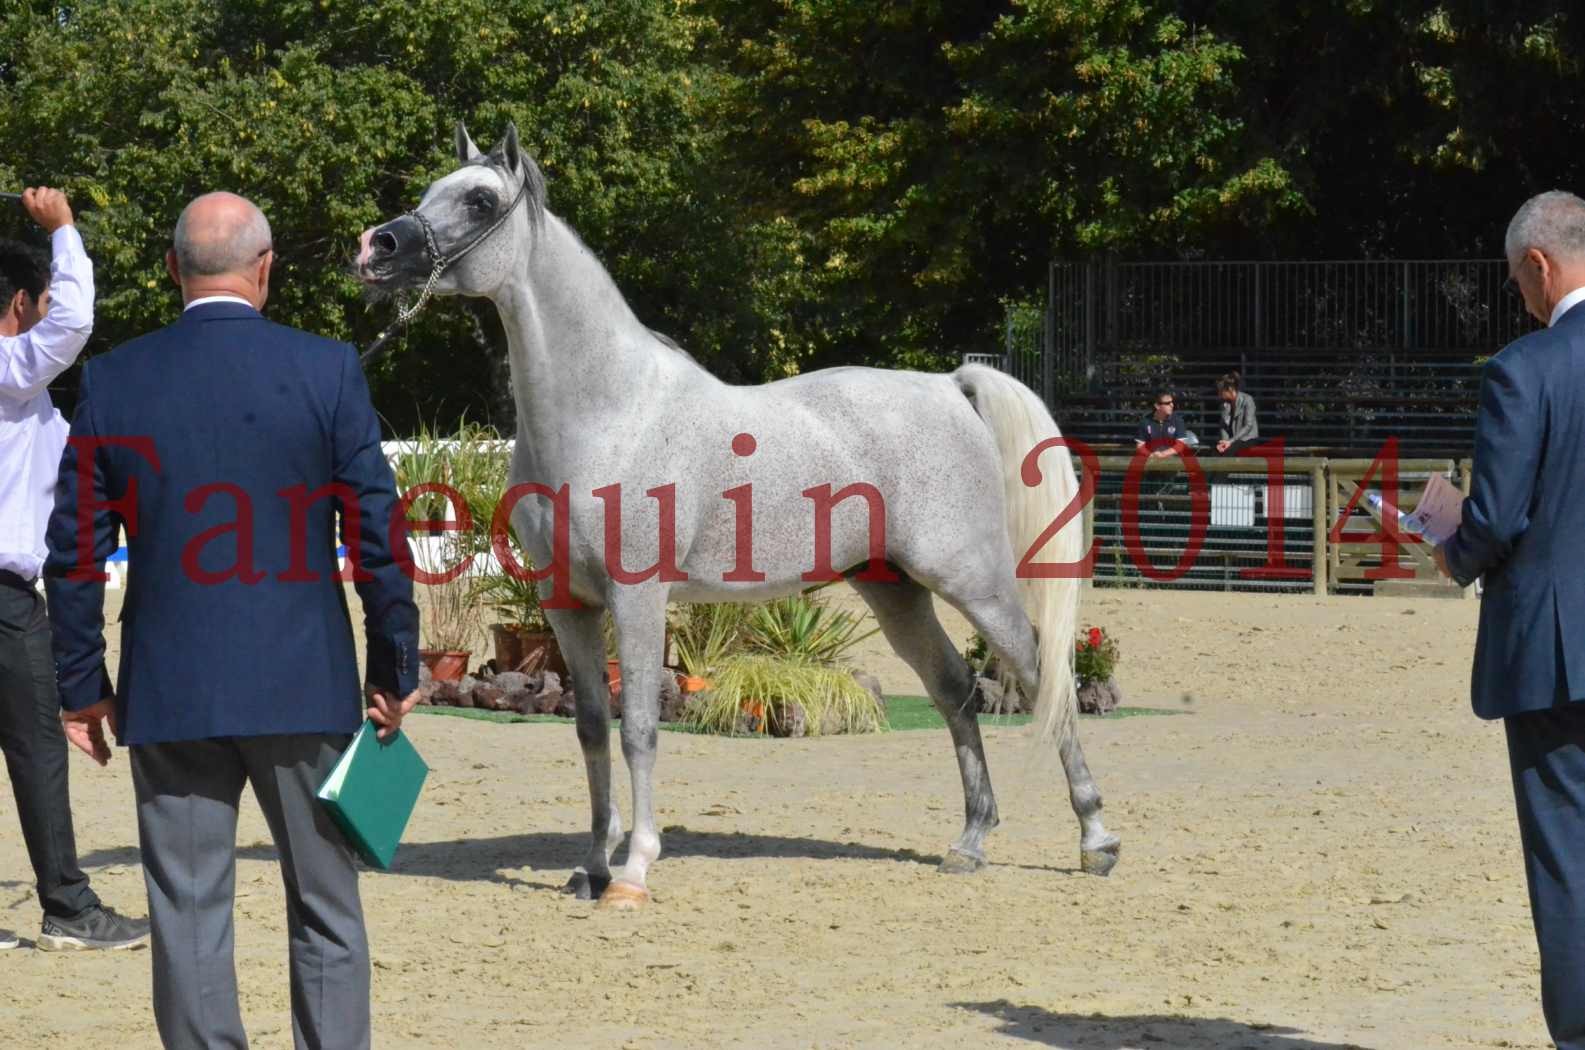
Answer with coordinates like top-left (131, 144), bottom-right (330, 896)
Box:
top-left (4, 1), bottom-right (1585, 430)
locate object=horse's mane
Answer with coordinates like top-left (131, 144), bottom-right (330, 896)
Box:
top-left (463, 153), bottom-right (704, 374)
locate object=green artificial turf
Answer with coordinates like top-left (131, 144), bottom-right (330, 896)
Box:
top-left (412, 695), bottom-right (1186, 733)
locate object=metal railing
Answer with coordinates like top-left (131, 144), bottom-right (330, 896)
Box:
top-left (993, 257), bottom-right (1538, 458)
top-left (1072, 453), bottom-right (1472, 596)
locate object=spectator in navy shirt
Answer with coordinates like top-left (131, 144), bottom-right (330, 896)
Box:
top-left (1134, 389), bottom-right (1189, 459)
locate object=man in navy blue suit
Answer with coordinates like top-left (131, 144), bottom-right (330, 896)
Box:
top-left (43, 191), bottom-right (421, 1050)
top-left (1437, 189), bottom-right (1585, 1050)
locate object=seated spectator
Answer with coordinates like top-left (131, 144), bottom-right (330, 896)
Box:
top-left (1135, 389), bottom-right (1190, 459)
top-left (1215, 370), bottom-right (1259, 454)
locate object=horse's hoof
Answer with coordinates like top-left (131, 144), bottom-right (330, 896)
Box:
top-left (1080, 835), bottom-right (1121, 877)
top-left (563, 868), bottom-right (611, 901)
top-left (596, 880), bottom-right (650, 911)
top-left (938, 848), bottom-right (987, 875)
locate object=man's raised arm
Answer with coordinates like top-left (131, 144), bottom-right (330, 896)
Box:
top-left (0, 188), bottom-right (93, 400)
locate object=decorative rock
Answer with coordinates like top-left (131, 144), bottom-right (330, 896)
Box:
top-left (429, 681), bottom-right (463, 707)
top-left (457, 675), bottom-right (480, 697)
top-left (657, 674), bottom-right (685, 723)
top-left (554, 693), bottom-right (577, 719)
top-left (416, 678), bottom-right (443, 706)
top-left (471, 683), bottom-right (507, 711)
top-left (851, 671), bottom-right (887, 712)
top-left (504, 689), bottom-right (538, 715)
top-left (1077, 677), bottom-right (1120, 716)
top-left (973, 676), bottom-right (1007, 715)
top-left (491, 671), bottom-right (534, 695)
top-left (532, 688), bottom-right (563, 716)
top-left (538, 671), bottom-right (561, 697)
top-left (418, 663), bottom-right (433, 685)
top-left (768, 701), bottom-right (807, 738)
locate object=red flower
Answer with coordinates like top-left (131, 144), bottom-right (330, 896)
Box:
top-left (1075, 639), bottom-right (1086, 651)
top-left (1088, 627), bottom-right (1104, 649)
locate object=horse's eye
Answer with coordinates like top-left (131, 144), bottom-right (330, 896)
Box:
top-left (468, 191), bottom-right (496, 213)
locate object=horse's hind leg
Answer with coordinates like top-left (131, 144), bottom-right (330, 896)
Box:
top-left (545, 605), bottom-right (624, 900)
top-left (851, 576), bottom-right (999, 874)
top-left (954, 592), bottom-right (1119, 877)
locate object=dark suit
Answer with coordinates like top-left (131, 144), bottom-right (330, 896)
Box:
top-left (1444, 298), bottom-right (1585, 1049)
top-left (44, 299), bottom-right (419, 1049)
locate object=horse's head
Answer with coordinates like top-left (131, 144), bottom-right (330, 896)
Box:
top-left (357, 121), bottom-right (544, 299)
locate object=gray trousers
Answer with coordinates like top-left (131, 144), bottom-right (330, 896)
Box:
top-left (131, 733), bottom-right (369, 1050)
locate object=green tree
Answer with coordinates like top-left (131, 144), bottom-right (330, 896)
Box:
top-left (0, 0), bottom-right (793, 429)
top-left (702, 0), bottom-right (1302, 372)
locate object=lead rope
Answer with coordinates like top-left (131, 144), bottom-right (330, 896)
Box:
top-left (360, 175), bottom-right (529, 366)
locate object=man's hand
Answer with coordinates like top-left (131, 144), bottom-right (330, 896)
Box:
top-left (21, 187), bottom-right (73, 233)
top-left (62, 699), bottom-right (115, 766)
top-left (1216, 439), bottom-right (1230, 453)
top-left (1432, 544), bottom-right (1453, 580)
top-left (365, 685), bottom-right (421, 741)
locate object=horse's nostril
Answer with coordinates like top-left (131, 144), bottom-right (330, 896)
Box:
top-left (373, 230), bottom-right (398, 254)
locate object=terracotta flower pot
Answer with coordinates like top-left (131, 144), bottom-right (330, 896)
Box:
top-left (678, 674), bottom-right (711, 694)
top-left (420, 649), bottom-right (470, 682)
top-left (606, 658), bottom-right (622, 693)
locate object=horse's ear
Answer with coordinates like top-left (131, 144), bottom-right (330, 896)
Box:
top-left (492, 121), bottom-right (522, 174)
top-left (455, 121), bottom-right (481, 163)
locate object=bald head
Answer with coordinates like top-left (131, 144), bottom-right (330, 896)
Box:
top-left (173, 192), bottom-right (272, 277)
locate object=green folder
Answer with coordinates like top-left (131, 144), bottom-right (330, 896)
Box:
top-left (316, 719), bottom-right (429, 871)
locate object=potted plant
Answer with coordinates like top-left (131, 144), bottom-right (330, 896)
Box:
top-left (682, 653), bottom-right (887, 737)
top-left (394, 419), bottom-right (502, 681)
top-left (419, 572), bottom-right (481, 681)
top-left (1074, 626), bottom-right (1122, 715)
top-left (472, 568), bottom-right (566, 677)
top-left (431, 429), bottom-right (568, 679)
top-left (669, 601), bottom-right (751, 693)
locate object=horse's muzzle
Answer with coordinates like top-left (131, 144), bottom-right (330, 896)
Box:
top-left (357, 215), bottom-right (428, 286)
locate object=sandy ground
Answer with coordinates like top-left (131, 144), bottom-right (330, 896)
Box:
top-left (0, 581), bottom-right (1553, 1050)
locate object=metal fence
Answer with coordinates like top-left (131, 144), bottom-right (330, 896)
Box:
top-left (1083, 457), bottom-right (1321, 594)
top-left (1018, 257), bottom-right (1534, 458)
top-left (1074, 454), bottom-right (1470, 596)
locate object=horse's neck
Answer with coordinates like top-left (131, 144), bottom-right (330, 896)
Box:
top-left (491, 213), bottom-right (660, 465)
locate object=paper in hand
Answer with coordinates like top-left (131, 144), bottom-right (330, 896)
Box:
top-left (1401, 473), bottom-right (1464, 546)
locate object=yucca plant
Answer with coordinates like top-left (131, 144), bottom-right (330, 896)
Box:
top-left (744, 593), bottom-right (878, 666)
top-left (669, 601), bottom-right (752, 680)
top-left (392, 418), bottom-right (507, 547)
top-left (683, 654), bottom-right (887, 737)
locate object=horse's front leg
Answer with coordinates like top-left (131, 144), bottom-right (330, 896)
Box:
top-left (546, 604), bottom-right (623, 899)
top-left (597, 593), bottom-right (670, 910)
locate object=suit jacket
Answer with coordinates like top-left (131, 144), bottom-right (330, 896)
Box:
top-left (1444, 299), bottom-right (1585, 720)
top-left (43, 300), bottom-right (419, 745)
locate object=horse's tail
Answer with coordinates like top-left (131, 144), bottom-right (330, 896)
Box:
top-left (954, 363), bottom-right (1082, 752)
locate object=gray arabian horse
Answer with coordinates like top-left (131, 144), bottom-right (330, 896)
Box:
top-left (356, 123), bottom-right (1119, 909)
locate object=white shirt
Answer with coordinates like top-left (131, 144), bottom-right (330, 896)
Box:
top-left (184, 294), bottom-right (256, 311)
top-left (0, 226), bottom-right (94, 580)
top-left (1551, 285), bottom-right (1585, 327)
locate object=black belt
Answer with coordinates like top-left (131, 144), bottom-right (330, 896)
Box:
top-left (0, 569), bottom-right (38, 591)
